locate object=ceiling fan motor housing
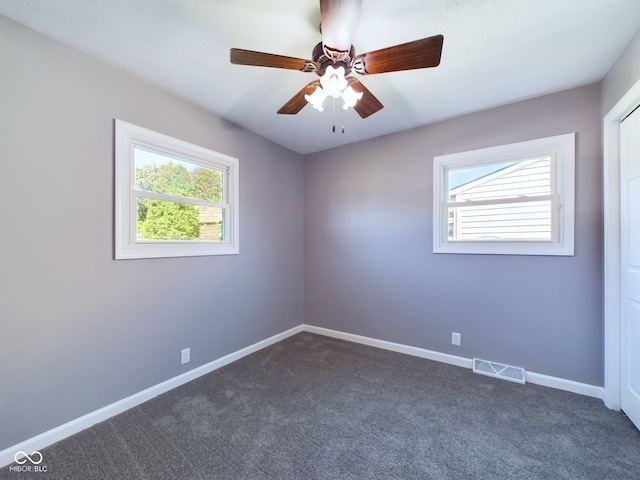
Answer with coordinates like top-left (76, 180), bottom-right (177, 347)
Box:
top-left (313, 42), bottom-right (355, 77)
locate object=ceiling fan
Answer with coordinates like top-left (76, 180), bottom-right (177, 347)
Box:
top-left (230, 0), bottom-right (443, 119)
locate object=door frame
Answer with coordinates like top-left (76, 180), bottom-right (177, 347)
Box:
top-left (603, 78), bottom-right (640, 410)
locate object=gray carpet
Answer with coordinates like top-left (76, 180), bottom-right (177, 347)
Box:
top-left (4, 333), bottom-right (640, 479)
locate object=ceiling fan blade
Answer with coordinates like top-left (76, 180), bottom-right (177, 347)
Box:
top-left (230, 48), bottom-right (316, 72)
top-left (320, 0), bottom-right (362, 60)
top-left (352, 34), bottom-right (444, 75)
top-left (277, 80), bottom-right (321, 115)
top-left (347, 78), bottom-right (384, 118)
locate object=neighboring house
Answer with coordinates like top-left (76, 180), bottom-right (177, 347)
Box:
top-left (197, 205), bottom-right (223, 241)
top-left (449, 157), bottom-right (552, 241)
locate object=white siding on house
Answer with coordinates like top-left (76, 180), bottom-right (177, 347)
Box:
top-left (197, 205), bottom-right (224, 241)
top-left (449, 157), bottom-right (552, 240)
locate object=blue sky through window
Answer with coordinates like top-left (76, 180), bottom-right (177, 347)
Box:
top-left (134, 148), bottom-right (200, 173)
top-left (448, 163), bottom-right (514, 189)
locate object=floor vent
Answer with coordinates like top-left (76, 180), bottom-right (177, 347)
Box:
top-left (473, 358), bottom-right (525, 384)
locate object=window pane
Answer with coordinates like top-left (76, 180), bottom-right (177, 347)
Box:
top-left (134, 149), bottom-right (224, 203)
top-left (196, 205), bottom-right (225, 242)
top-left (137, 198), bottom-right (224, 242)
top-left (448, 157), bottom-right (551, 202)
top-left (448, 200), bottom-right (552, 241)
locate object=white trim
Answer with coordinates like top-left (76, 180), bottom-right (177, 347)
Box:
top-left (303, 324), bottom-right (472, 368)
top-left (432, 133), bottom-right (575, 256)
top-left (602, 78), bottom-right (640, 410)
top-left (525, 371), bottom-right (604, 399)
top-left (302, 325), bottom-right (603, 400)
top-left (0, 325), bottom-right (303, 468)
top-left (114, 119), bottom-right (240, 259)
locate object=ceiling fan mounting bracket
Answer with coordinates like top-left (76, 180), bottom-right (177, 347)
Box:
top-left (351, 57), bottom-right (366, 75)
top-left (301, 61), bottom-right (318, 73)
top-left (312, 42), bottom-right (355, 77)
top-left (322, 45), bottom-right (350, 62)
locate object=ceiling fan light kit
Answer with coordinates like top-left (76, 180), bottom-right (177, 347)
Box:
top-left (230, 0), bottom-right (443, 121)
top-left (305, 65), bottom-right (363, 112)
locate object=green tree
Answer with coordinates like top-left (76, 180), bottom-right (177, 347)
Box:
top-left (140, 201), bottom-right (200, 240)
top-left (193, 167), bottom-right (223, 203)
top-left (136, 162), bottom-right (201, 240)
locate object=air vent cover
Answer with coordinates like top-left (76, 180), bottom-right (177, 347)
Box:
top-left (473, 358), bottom-right (525, 384)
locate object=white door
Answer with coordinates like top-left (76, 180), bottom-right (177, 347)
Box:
top-left (620, 105), bottom-right (640, 430)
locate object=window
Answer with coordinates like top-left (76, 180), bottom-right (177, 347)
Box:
top-left (433, 133), bottom-right (574, 255)
top-left (115, 120), bottom-right (239, 259)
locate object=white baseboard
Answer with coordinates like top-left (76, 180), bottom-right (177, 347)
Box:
top-left (302, 324), bottom-right (473, 369)
top-left (302, 324), bottom-right (604, 400)
top-left (0, 325), bottom-right (304, 468)
top-left (2, 322), bottom-right (604, 468)
top-left (524, 371), bottom-right (604, 399)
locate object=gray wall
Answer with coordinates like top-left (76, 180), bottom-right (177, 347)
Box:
top-left (304, 84), bottom-right (604, 387)
top-left (0, 16), bottom-right (303, 450)
top-left (601, 28), bottom-right (640, 115)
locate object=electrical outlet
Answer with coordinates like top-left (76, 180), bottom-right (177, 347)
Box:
top-left (181, 348), bottom-right (190, 365)
top-left (451, 332), bottom-right (461, 346)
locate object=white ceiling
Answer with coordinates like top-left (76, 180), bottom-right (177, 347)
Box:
top-left (1, 0), bottom-right (639, 154)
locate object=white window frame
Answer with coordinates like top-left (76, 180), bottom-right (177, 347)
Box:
top-left (433, 133), bottom-right (575, 256)
top-left (115, 119), bottom-right (239, 259)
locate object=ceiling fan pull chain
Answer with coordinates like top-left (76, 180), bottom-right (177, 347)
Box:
top-left (332, 97), bottom-right (336, 133)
